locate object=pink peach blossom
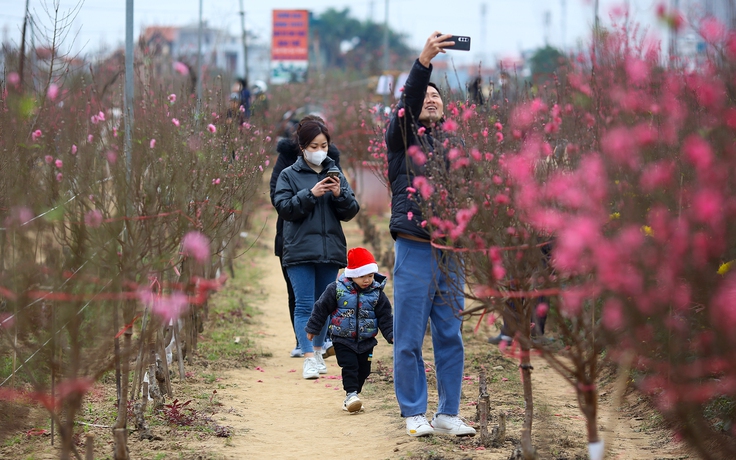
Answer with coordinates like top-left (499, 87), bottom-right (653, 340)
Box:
top-left (71, 144), bottom-right (77, 155)
top-left (412, 176), bottom-right (435, 198)
top-left (32, 130), bottom-right (42, 141)
top-left (7, 72), bottom-right (20, 86)
top-left (442, 119), bottom-right (458, 132)
top-left (47, 84), bottom-right (59, 100)
top-left (683, 135), bottom-right (713, 172)
top-left (700, 17), bottom-right (726, 44)
top-left (173, 61), bottom-right (189, 75)
top-left (168, 93), bottom-right (177, 103)
top-left (3, 206), bottom-right (34, 228)
top-left (85, 209), bottom-right (103, 227)
top-left (182, 231), bottom-right (210, 263)
top-left (55, 159), bottom-right (63, 169)
top-left (150, 139), bottom-right (156, 149)
top-left (172, 118), bottom-right (180, 127)
top-left (44, 155), bottom-right (53, 164)
top-left (207, 124), bottom-right (216, 133)
top-left (139, 290), bottom-right (189, 323)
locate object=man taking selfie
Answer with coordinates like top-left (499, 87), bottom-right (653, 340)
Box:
top-left (385, 31), bottom-right (476, 438)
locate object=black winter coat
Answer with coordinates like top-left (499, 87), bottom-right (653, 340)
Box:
top-left (270, 138), bottom-right (341, 257)
top-left (273, 155), bottom-right (359, 268)
top-left (385, 59), bottom-right (439, 241)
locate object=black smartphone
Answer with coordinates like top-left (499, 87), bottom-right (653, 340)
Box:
top-left (439, 35), bottom-right (471, 51)
top-left (326, 167), bottom-right (341, 180)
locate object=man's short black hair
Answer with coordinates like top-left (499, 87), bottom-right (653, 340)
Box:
top-left (427, 81), bottom-right (440, 95)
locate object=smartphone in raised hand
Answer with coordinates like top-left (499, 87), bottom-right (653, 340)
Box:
top-left (439, 35), bottom-right (471, 51)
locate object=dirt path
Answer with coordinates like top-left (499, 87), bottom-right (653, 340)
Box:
top-left (204, 210), bottom-right (409, 460)
top-left (200, 205), bottom-right (691, 460)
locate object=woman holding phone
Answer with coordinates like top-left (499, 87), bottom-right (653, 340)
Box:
top-left (270, 115), bottom-right (341, 359)
top-left (273, 117), bottom-right (360, 379)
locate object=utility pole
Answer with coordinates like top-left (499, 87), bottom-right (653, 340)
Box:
top-left (594, 0), bottom-right (600, 31)
top-left (238, 0), bottom-right (249, 81)
top-left (544, 10), bottom-right (551, 46)
top-left (196, 0), bottom-right (203, 121)
top-left (29, 15), bottom-right (35, 92)
top-left (382, 0), bottom-right (389, 72)
top-left (124, 0), bottom-right (134, 172)
top-left (18, 0), bottom-right (30, 90)
top-left (561, 0), bottom-right (566, 50)
top-left (480, 3), bottom-right (487, 67)
top-left (669, 0), bottom-right (680, 63)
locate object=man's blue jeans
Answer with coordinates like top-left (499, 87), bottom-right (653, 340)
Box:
top-left (287, 263), bottom-right (338, 354)
top-left (392, 237), bottom-right (465, 417)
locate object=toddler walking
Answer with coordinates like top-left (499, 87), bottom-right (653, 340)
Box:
top-left (306, 247), bottom-right (393, 413)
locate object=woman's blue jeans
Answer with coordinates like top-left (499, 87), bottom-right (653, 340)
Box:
top-left (393, 237), bottom-right (465, 417)
top-left (287, 263), bottom-right (338, 354)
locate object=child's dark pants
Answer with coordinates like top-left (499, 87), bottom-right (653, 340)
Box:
top-left (333, 342), bottom-right (373, 394)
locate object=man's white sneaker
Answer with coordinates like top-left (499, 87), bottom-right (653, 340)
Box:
top-left (342, 392), bottom-right (362, 413)
top-left (314, 352), bottom-right (327, 374)
top-left (405, 414), bottom-right (434, 437)
top-left (430, 414), bottom-right (476, 437)
top-left (302, 357), bottom-right (319, 379)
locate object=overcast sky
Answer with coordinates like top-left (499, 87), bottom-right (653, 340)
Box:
top-left (0, 0), bottom-right (673, 63)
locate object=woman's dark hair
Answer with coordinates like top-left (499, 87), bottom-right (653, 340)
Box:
top-left (295, 116), bottom-right (331, 149)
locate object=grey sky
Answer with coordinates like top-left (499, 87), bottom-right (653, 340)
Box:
top-left (0, 0), bottom-right (671, 63)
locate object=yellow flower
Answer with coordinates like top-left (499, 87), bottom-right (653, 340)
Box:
top-left (609, 212), bottom-right (620, 220)
top-left (718, 260), bottom-right (734, 275)
top-left (641, 225), bottom-right (653, 236)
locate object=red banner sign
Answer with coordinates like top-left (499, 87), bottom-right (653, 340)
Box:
top-left (271, 10), bottom-right (309, 61)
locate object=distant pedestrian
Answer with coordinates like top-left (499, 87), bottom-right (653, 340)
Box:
top-left (306, 247), bottom-right (393, 413)
top-left (236, 78), bottom-right (251, 119)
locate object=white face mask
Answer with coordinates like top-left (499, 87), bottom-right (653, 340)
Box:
top-left (304, 149), bottom-right (327, 166)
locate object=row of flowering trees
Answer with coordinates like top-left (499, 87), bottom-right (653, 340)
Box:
top-left (0, 39), bottom-right (268, 458)
top-left (354, 10), bottom-right (736, 460)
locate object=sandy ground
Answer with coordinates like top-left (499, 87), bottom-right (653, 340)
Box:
top-left (193, 204), bottom-right (691, 460)
top-left (203, 215), bottom-right (411, 460)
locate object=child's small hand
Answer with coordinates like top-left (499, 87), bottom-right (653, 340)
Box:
top-left (307, 333), bottom-right (315, 341)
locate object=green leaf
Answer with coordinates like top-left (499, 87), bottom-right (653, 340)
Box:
top-left (42, 200), bottom-right (66, 222)
top-left (19, 96), bottom-right (38, 119)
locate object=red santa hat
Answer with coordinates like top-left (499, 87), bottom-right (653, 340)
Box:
top-left (344, 247), bottom-right (378, 278)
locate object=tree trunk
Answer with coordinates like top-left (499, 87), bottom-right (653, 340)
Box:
top-left (85, 434), bottom-right (95, 460)
top-left (477, 368), bottom-right (491, 445)
top-left (518, 302), bottom-right (538, 460)
top-left (113, 313), bottom-right (132, 460)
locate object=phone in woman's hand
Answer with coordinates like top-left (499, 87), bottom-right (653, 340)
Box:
top-left (326, 167), bottom-right (341, 180)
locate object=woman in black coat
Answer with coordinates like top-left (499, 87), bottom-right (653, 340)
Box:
top-left (269, 115), bottom-right (342, 358)
top-left (272, 117), bottom-right (359, 379)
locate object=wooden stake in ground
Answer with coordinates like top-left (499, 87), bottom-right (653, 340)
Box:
top-left (477, 367), bottom-right (491, 445)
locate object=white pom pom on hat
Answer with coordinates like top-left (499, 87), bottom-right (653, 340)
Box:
top-left (344, 247), bottom-right (378, 278)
